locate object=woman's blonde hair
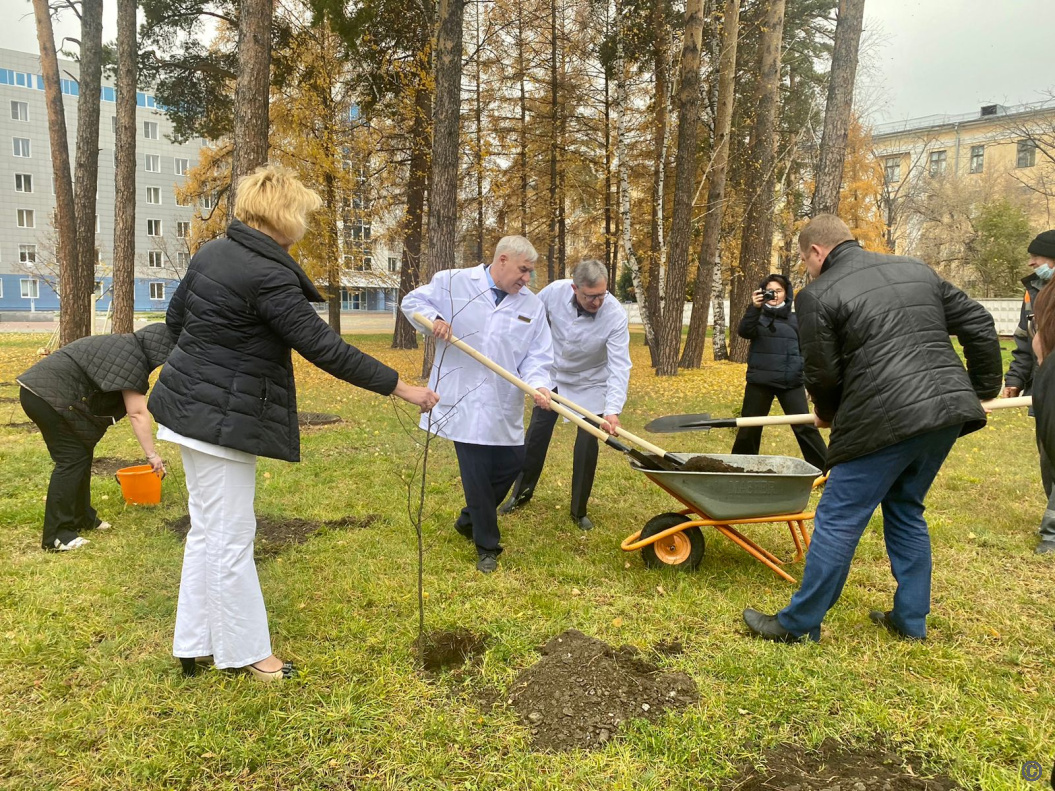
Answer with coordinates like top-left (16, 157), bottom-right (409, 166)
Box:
top-left (233, 165), bottom-right (322, 245)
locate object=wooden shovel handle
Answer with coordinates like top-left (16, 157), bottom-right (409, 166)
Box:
top-left (738, 394), bottom-right (1032, 428)
top-left (410, 312), bottom-right (614, 444)
top-left (547, 392), bottom-right (669, 458)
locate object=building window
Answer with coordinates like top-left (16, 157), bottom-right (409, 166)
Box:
top-left (17, 208), bottom-right (34, 228)
top-left (1017, 140), bottom-right (1037, 169)
top-left (928, 150), bottom-right (947, 177)
top-left (149, 282), bottom-right (165, 301)
top-left (144, 121), bottom-right (159, 140)
top-left (174, 157), bottom-right (189, 175)
top-left (147, 219), bottom-right (162, 236)
top-left (969, 145), bottom-right (984, 174)
top-left (94, 280), bottom-right (104, 297)
top-left (13, 137), bottom-right (30, 157)
top-left (200, 194), bottom-right (215, 210)
top-left (145, 154), bottom-right (160, 172)
top-left (14, 173), bottom-right (32, 192)
top-left (19, 244), bottom-right (36, 264)
top-left (146, 186), bottom-right (162, 204)
top-left (111, 116), bottom-right (117, 134)
top-left (388, 256), bottom-right (398, 272)
top-left (11, 101), bottom-right (28, 121)
top-left (883, 156), bottom-right (900, 183)
top-left (21, 278), bottom-right (39, 299)
top-left (177, 221), bottom-right (190, 238)
top-left (177, 251), bottom-right (189, 268)
top-left (148, 251), bottom-right (164, 268)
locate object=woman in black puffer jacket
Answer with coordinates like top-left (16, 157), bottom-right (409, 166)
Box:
top-left (149, 165), bottom-right (438, 681)
top-left (731, 273), bottom-right (827, 471)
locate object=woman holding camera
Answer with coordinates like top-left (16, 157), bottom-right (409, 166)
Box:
top-left (731, 274), bottom-right (827, 471)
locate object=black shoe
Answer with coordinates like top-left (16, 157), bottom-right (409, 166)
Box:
top-left (742, 608), bottom-right (816, 643)
top-left (476, 553), bottom-right (499, 573)
top-left (571, 514), bottom-right (594, 531)
top-left (868, 610), bottom-right (924, 641)
top-left (1036, 540), bottom-right (1055, 555)
top-left (498, 479), bottom-right (532, 515)
top-left (454, 520), bottom-right (473, 540)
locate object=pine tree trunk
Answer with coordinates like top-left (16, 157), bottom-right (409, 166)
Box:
top-left (518, 0), bottom-right (528, 236)
top-left (812, 0), bottom-right (866, 216)
top-left (681, 0), bottom-right (740, 368)
top-left (230, 0), bottom-right (273, 211)
top-left (603, 39), bottom-right (614, 284)
top-left (421, 0), bottom-right (465, 378)
top-left (546, 0), bottom-right (558, 284)
top-left (655, 0), bottom-right (705, 376)
top-left (73, 0), bottom-right (103, 338)
top-left (393, 84), bottom-right (431, 350)
top-left (474, 0), bottom-right (485, 263)
top-left (645, 1), bottom-right (670, 362)
top-left (33, 0), bottom-right (80, 346)
top-left (111, 0), bottom-right (137, 334)
top-left (729, 0), bottom-right (786, 363)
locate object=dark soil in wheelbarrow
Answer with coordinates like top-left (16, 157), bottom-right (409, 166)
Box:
top-left (504, 628), bottom-right (697, 752)
top-left (92, 457), bottom-right (140, 476)
top-left (722, 739), bottom-right (963, 790)
top-left (163, 512), bottom-right (379, 558)
top-left (682, 455), bottom-right (779, 474)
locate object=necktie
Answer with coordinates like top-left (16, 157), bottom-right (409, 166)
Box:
top-left (492, 287), bottom-right (507, 306)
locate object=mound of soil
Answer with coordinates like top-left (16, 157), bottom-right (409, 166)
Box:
top-left (723, 739), bottom-right (963, 790)
top-left (416, 629), bottom-right (487, 672)
top-left (92, 457), bottom-right (140, 476)
top-left (506, 629), bottom-right (697, 752)
top-left (682, 456), bottom-right (779, 474)
top-left (164, 512), bottom-right (378, 557)
top-left (299, 412), bottom-right (343, 427)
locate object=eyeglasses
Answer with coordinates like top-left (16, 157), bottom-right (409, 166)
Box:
top-left (580, 291), bottom-right (606, 303)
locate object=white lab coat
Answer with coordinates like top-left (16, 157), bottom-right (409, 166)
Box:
top-left (402, 265), bottom-right (554, 445)
top-left (537, 279), bottom-right (631, 416)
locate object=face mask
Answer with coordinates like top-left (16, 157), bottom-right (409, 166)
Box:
top-left (1036, 264), bottom-right (1054, 281)
top-left (764, 300), bottom-right (786, 311)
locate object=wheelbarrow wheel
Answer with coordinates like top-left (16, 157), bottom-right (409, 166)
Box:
top-left (640, 512), bottom-right (705, 571)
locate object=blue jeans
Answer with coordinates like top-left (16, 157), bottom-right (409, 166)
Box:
top-left (777, 424), bottom-right (962, 640)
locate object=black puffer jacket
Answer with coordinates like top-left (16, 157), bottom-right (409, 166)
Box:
top-left (738, 287), bottom-right (803, 390)
top-left (149, 221), bottom-right (399, 462)
top-left (1005, 272), bottom-right (1044, 394)
top-left (796, 240), bottom-right (1003, 467)
top-left (18, 323), bottom-right (175, 448)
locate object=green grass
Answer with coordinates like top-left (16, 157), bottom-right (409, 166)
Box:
top-left (0, 332), bottom-right (1051, 790)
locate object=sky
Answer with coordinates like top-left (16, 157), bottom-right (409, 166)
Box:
top-left (1, 0), bottom-right (1053, 125)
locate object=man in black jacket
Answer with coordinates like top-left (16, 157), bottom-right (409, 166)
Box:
top-left (744, 214), bottom-right (1002, 643)
top-left (1004, 229), bottom-right (1055, 554)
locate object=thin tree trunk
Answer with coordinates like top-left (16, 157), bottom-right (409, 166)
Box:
top-left (681, 0), bottom-right (740, 368)
top-left (603, 33), bottom-right (614, 284)
top-left (394, 85), bottom-right (432, 350)
top-left (421, 0), bottom-right (465, 377)
top-left (73, 0), bottom-right (103, 339)
top-left (474, 0), bottom-right (484, 263)
top-left (111, 0), bottom-right (137, 334)
top-left (811, 0), bottom-right (866, 216)
top-left (33, 0), bottom-right (80, 346)
top-left (517, 0), bottom-right (528, 236)
top-left (230, 0), bottom-right (273, 213)
top-left (711, 256), bottom-right (728, 360)
top-left (655, 0), bottom-right (704, 376)
top-left (546, 0), bottom-right (558, 284)
top-left (325, 175), bottom-right (341, 332)
top-left (645, 0), bottom-right (670, 360)
top-left (729, 0), bottom-right (786, 363)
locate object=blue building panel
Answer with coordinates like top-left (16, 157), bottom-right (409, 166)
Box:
top-left (0, 274), bottom-right (178, 313)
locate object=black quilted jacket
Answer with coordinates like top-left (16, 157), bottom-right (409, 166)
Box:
top-left (738, 293), bottom-right (803, 390)
top-left (796, 240), bottom-right (1003, 467)
top-left (18, 323), bottom-right (175, 448)
top-left (148, 220), bottom-right (399, 462)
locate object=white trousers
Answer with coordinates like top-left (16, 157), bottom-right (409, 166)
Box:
top-left (172, 445), bottom-right (271, 669)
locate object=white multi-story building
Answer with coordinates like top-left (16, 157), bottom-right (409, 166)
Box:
top-left (0, 47), bottom-right (200, 313)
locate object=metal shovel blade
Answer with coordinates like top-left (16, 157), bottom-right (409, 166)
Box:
top-left (644, 413), bottom-right (739, 433)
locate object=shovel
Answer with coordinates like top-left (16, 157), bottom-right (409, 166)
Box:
top-left (411, 312), bottom-right (685, 471)
top-left (644, 395), bottom-right (1034, 434)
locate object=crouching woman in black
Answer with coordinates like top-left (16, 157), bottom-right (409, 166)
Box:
top-left (731, 274), bottom-right (827, 471)
top-left (17, 324), bottom-right (174, 551)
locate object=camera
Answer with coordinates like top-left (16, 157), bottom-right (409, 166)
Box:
top-left (762, 289), bottom-right (777, 301)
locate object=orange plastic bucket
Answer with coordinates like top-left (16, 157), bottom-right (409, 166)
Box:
top-left (115, 464), bottom-right (162, 505)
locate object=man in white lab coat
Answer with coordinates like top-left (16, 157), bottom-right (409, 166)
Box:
top-left (499, 259), bottom-right (631, 530)
top-left (401, 236), bottom-right (555, 573)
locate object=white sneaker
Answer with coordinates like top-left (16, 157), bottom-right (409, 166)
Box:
top-left (96, 521), bottom-right (111, 530)
top-left (52, 537), bottom-right (90, 551)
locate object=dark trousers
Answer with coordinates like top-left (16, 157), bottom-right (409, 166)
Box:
top-left (453, 442), bottom-right (525, 554)
top-left (20, 387), bottom-right (99, 549)
top-left (1039, 450), bottom-right (1055, 541)
top-left (731, 382), bottom-right (828, 471)
top-left (777, 424), bottom-right (961, 640)
top-left (516, 400), bottom-right (599, 518)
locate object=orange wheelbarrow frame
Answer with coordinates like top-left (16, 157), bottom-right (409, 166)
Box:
top-left (621, 475), bottom-right (827, 583)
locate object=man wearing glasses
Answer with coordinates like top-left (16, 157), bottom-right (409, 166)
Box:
top-left (499, 259), bottom-right (631, 531)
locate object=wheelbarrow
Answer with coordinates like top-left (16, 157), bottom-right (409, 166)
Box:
top-left (620, 454), bottom-right (826, 583)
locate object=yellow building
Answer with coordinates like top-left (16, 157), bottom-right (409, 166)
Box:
top-left (870, 100), bottom-right (1055, 292)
